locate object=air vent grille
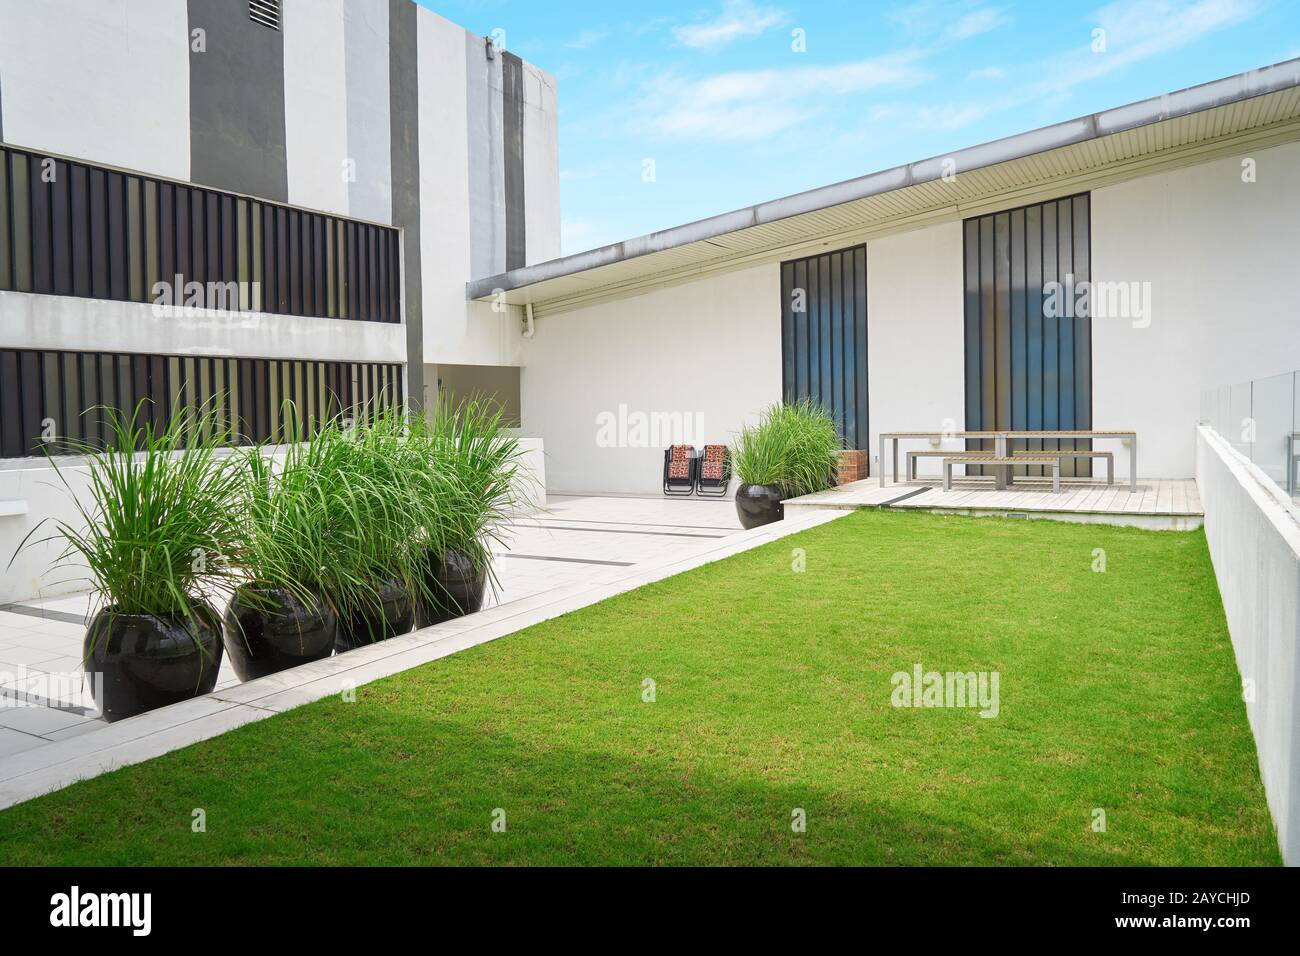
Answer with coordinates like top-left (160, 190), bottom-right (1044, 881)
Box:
top-left (249, 0), bottom-right (280, 30)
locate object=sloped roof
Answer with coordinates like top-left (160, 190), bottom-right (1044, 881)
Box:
top-left (468, 58), bottom-right (1300, 317)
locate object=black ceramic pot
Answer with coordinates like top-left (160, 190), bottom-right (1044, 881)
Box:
top-left (735, 483), bottom-right (785, 529)
top-left (335, 576), bottom-right (415, 651)
top-left (83, 604), bottom-right (223, 722)
top-left (415, 549), bottom-right (487, 628)
top-left (222, 586), bottom-right (337, 682)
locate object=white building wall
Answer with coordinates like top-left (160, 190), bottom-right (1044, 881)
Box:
top-left (1092, 140), bottom-right (1300, 479)
top-left (520, 263), bottom-right (782, 494)
top-left (866, 221), bottom-right (967, 476)
top-left (283, 0), bottom-right (350, 216)
top-left (519, 141), bottom-right (1300, 495)
top-left (0, 0), bottom-right (190, 180)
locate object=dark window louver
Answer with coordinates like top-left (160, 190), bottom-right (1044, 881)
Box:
top-left (249, 0), bottom-right (280, 30)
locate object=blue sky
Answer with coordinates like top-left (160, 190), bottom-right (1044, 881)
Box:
top-left (419, 0), bottom-right (1300, 257)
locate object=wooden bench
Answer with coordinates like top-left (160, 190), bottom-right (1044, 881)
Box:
top-left (945, 456), bottom-right (1062, 493)
top-left (905, 449), bottom-right (985, 480)
top-left (911, 448), bottom-right (1114, 483)
top-left (1010, 449), bottom-right (1114, 485)
top-left (882, 430), bottom-right (1137, 492)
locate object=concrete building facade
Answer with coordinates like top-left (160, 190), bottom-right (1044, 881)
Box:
top-left (0, 0), bottom-right (560, 436)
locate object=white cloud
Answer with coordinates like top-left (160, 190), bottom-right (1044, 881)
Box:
top-left (1042, 0), bottom-right (1258, 96)
top-left (566, 30), bottom-right (607, 50)
top-left (967, 66), bottom-right (1006, 80)
top-left (673, 0), bottom-right (788, 51)
top-left (888, 1), bottom-right (1010, 41)
top-left (635, 53), bottom-right (928, 141)
top-left (914, 101), bottom-right (1001, 130)
top-left (943, 6), bottom-right (1010, 41)
top-left (908, 0), bottom-right (1259, 132)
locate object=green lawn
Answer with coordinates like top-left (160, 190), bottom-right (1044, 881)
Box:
top-left (0, 510), bottom-right (1279, 865)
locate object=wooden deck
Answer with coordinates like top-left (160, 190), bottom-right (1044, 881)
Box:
top-left (785, 476), bottom-right (1203, 531)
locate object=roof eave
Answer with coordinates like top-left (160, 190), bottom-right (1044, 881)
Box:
top-left (467, 57), bottom-right (1300, 302)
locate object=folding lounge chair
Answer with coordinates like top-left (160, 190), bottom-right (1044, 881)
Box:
top-left (695, 444), bottom-right (731, 496)
top-left (663, 444), bottom-right (697, 496)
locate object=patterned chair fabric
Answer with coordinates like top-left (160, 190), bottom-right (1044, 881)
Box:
top-left (667, 445), bottom-right (694, 480)
top-left (700, 445), bottom-right (728, 481)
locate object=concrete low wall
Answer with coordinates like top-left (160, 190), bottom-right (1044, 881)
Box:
top-left (0, 447), bottom-right (289, 605)
top-left (0, 436), bottom-right (546, 606)
top-left (511, 436), bottom-right (545, 513)
top-left (1196, 423), bottom-right (1300, 865)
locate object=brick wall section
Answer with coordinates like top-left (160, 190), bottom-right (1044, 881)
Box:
top-left (834, 450), bottom-right (870, 485)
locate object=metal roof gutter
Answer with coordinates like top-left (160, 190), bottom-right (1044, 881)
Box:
top-left (467, 57), bottom-right (1300, 301)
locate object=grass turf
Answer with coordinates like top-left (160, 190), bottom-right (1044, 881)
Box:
top-left (0, 510), bottom-right (1280, 865)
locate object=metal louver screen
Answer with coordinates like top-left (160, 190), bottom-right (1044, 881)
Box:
top-left (963, 193), bottom-right (1093, 477)
top-left (249, 0), bottom-right (281, 30)
top-left (780, 245), bottom-right (869, 450)
top-left (0, 145), bottom-right (402, 324)
top-left (0, 347), bottom-right (404, 458)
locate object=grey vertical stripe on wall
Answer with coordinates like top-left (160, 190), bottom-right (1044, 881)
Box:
top-left (963, 193), bottom-right (1092, 477)
top-left (502, 51), bottom-right (527, 272)
top-left (780, 245), bottom-right (868, 450)
top-left (187, 0), bottom-right (289, 202)
top-left (388, 0), bottom-right (423, 411)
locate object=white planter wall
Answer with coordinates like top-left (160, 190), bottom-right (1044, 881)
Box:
top-left (0, 437), bottom-right (545, 606)
top-left (1196, 424), bottom-right (1300, 865)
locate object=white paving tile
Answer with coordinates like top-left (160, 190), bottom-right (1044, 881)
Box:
top-left (43, 719), bottom-right (108, 742)
top-left (0, 727), bottom-right (46, 758)
top-left (0, 704), bottom-right (93, 737)
top-left (0, 646), bottom-right (64, 667)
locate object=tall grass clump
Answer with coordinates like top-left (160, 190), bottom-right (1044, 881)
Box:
top-left (415, 397), bottom-right (529, 590)
top-left (21, 400), bottom-right (240, 626)
top-left (311, 405), bottom-right (430, 626)
top-left (229, 405), bottom-right (346, 609)
top-left (731, 399), bottom-right (840, 496)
